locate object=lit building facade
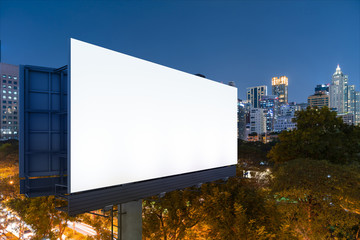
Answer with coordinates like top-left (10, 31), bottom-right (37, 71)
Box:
top-left (246, 85), bottom-right (267, 108)
top-left (356, 92), bottom-right (360, 125)
top-left (238, 100), bottom-right (247, 140)
top-left (272, 76), bottom-right (288, 105)
top-left (249, 108), bottom-right (267, 135)
top-left (0, 63), bottom-right (19, 140)
top-left (259, 95), bottom-right (279, 132)
top-left (315, 84), bottom-right (330, 94)
top-left (338, 113), bottom-right (354, 125)
top-left (330, 65), bottom-right (348, 114)
top-left (274, 116), bottom-right (297, 132)
top-left (308, 94), bottom-right (330, 108)
top-left (308, 84), bottom-right (330, 108)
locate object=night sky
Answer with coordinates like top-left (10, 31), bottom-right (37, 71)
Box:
top-left (0, 0), bottom-right (359, 102)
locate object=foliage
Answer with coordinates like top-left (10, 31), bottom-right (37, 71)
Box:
top-left (7, 196), bottom-right (76, 240)
top-left (143, 177), bottom-right (282, 240)
top-left (0, 140), bottom-right (19, 159)
top-left (238, 140), bottom-right (274, 169)
top-left (272, 158), bottom-right (360, 239)
top-left (199, 178), bottom-right (280, 240)
top-left (143, 188), bottom-right (203, 240)
top-left (79, 212), bottom-right (112, 240)
top-left (268, 107), bottom-right (360, 164)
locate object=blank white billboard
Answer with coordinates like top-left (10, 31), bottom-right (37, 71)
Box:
top-left (70, 38), bottom-right (237, 193)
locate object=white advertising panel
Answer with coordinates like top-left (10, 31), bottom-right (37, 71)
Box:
top-left (70, 39), bottom-right (237, 193)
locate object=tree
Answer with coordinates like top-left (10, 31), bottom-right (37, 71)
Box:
top-left (143, 189), bottom-right (203, 240)
top-left (79, 212), bottom-right (112, 240)
top-left (7, 196), bottom-right (76, 240)
top-left (200, 177), bottom-right (280, 240)
top-left (268, 107), bottom-right (360, 164)
top-left (271, 159), bottom-right (360, 239)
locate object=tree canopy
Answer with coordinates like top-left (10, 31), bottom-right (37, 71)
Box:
top-left (268, 107), bottom-right (360, 164)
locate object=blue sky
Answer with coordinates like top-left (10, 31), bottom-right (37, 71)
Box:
top-left (0, 0), bottom-right (359, 102)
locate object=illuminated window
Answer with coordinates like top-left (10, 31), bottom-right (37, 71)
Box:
top-left (13, 97), bottom-right (17, 100)
top-left (8, 96), bottom-right (12, 100)
top-left (14, 131), bottom-right (17, 134)
top-left (2, 75), bottom-right (6, 78)
top-left (8, 76), bottom-right (11, 79)
top-left (8, 86), bottom-right (11, 89)
top-left (8, 91), bottom-right (11, 94)
top-left (14, 91), bottom-right (17, 95)
top-left (2, 85), bottom-right (6, 88)
top-left (2, 96), bottom-right (6, 99)
top-left (2, 90), bottom-right (6, 94)
top-left (13, 77), bottom-right (17, 80)
top-left (8, 122), bottom-right (11, 124)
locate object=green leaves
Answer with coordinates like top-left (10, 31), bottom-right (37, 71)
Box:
top-left (268, 107), bottom-right (360, 164)
top-left (272, 159), bottom-right (360, 239)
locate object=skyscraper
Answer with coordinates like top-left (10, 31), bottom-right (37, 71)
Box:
top-left (330, 65), bottom-right (348, 114)
top-left (308, 84), bottom-right (330, 109)
top-left (246, 85), bottom-right (267, 108)
top-left (260, 95), bottom-right (279, 132)
top-left (0, 63), bottom-right (19, 140)
top-left (272, 76), bottom-right (288, 104)
top-left (356, 92), bottom-right (360, 125)
top-left (249, 108), bottom-right (267, 135)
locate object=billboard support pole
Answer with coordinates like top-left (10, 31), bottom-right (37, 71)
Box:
top-left (118, 204), bottom-right (122, 240)
top-left (114, 200), bottom-right (142, 240)
top-left (111, 207), bottom-right (114, 239)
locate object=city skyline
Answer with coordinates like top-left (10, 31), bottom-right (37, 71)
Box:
top-left (0, 0), bottom-right (359, 103)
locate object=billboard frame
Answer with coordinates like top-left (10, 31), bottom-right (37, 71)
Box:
top-left (20, 39), bottom-right (237, 215)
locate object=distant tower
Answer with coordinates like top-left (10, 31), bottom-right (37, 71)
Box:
top-left (308, 84), bottom-right (330, 109)
top-left (246, 85), bottom-right (267, 108)
top-left (329, 64), bottom-right (348, 114)
top-left (272, 76), bottom-right (288, 105)
top-left (0, 63), bottom-right (20, 140)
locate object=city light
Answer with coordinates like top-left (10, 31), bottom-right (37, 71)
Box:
top-left (272, 76), bottom-right (288, 86)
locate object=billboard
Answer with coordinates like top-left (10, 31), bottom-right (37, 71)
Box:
top-left (70, 39), bottom-right (237, 194)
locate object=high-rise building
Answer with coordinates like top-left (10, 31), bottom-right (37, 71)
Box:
top-left (249, 108), bottom-right (267, 135)
top-left (260, 95), bottom-right (279, 132)
top-left (272, 76), bottom-right (288, 104)
top-left (347, 85), bottom-right (356, 114)
top-left (0, 63), bottom-right (19, 140)
top-left (315, 84), bottom-right (330, 94)
top-left (246, 85), bottom-right (267, 108)
top-left (308, 84), bottom-right (330, 109)
top-left (330, 65), bottom-right (348, 114)
top-left (274, 116), bottom-right (297, 132)
top-left (308, 94), bottom-right (330, 108)
top-left (355, 92), bottom-right (360, 125)
top-left (237, 100), bottom-right (247, 140)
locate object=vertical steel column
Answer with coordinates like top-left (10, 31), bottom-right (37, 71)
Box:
top-left (117, 204), bottom-right (122, 240)
top-left (111, 207), bottom-right (114, 239)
